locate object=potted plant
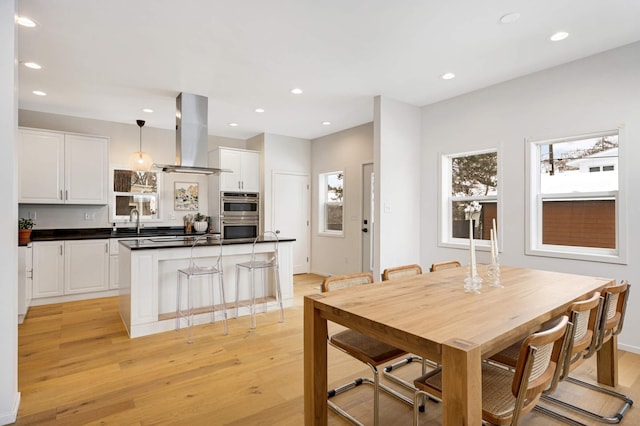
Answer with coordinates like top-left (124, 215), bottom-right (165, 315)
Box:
top-left (193, 213), bottom-right (208, 233)
top-left (19, 217), bottom-right (35, 245)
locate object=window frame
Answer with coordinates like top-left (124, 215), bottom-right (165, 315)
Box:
top-left (525, 127), bottom-right (627, 264)
top-left (111, 168), bottom-right (162, 223)
top-left (318, 170), bottom-right (344, 237)
top-left (439, 148), bottom-right (501, 250)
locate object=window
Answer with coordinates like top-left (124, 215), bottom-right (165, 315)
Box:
top-left (526, 129), bottom-right (625, 263)
top-left (440, 150), bottom-right (498, 247)
top-left (112, 169), bottom-right (161, 221)
top-left (319, 171), bottom-right (343, 235)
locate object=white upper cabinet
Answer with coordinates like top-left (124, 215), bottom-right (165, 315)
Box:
top-left (19, 128), bottom-right (109, 204)
top-left (219, 147), bottom-right (260, 192)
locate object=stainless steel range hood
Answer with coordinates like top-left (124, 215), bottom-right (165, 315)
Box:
top-left (154, 93), bottom-right (230, 175)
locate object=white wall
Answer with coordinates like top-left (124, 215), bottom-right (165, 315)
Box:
top-left (420, 42), bottom-right (640, 353)
top-left (0, 1), bottom-right (20, 423)
top-left (262, 133), bottom-right (311, 231)
top-left (18, 110), bottom-right (244, 230)
top-left (311, 123), bottom-right (373, 276)
top-left (374, 96), bottom-right (422, 278)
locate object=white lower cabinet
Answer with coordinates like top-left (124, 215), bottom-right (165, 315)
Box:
top-left (33, 239), bottom-right (109, 299)
top-left (32, 241), bottom-right (65, 298)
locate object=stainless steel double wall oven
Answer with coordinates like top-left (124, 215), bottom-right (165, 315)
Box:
top-left (220, 192), bottom-right (259, 239)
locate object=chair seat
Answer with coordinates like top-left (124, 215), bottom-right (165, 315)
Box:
top-left (330, 329), bottom-right (406, 365)
top-left (178, 265), bottom-right (221, 277)
top-left (236, 259), bottom-right (276, 270)
top-left (415, 363), bottom-right (525, 425)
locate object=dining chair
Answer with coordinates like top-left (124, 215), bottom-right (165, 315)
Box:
top-left (413, 315), bottom-right (571, 426)
top-left (429, 260), bottom-right (461, 272)
top-left (175, 233), bottom-right (228, 343)
top-left (322, 272), bottom-right (413, 426)
top-left (381, 263), bottom-right (423, 281)
top-left (542, 280), bottom-right (632, 424)
top-left (380, 263), bottom-right (436, 410)
top-left (235, 231), bottom-right (284, 329)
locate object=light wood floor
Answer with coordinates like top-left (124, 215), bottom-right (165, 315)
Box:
top-left (16, 274), bottom-right (638, 425)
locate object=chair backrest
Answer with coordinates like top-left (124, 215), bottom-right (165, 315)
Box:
top-left (190, 233), bottom-right (223, 269)
top-left (510, 315), bottom-right (570, 424)
top-left (596, 280), bottom-right (630, 349)
top-left (251, 230), bottom-right (279, 265)
top-left (559, 291), bottom-right (602, 379)
top-left (429, 260), bottom-right (461, 272)
top-left (321, 272), bottom-right (374, 293)
top-left (381, 264), bottom-right (422, 281)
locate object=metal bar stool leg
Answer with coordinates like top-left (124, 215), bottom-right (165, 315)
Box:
top-left (235, 264), bottom-right (240, 319)
top-left (175, 271), bottom-right (182, 332)
top-left (218, 274), bottom-right (228, 335)
top-left (250, 267), bottom-right (256, 329)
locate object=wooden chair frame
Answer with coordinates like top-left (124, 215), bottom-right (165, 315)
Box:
top-left (429, 260), bottom-right (461, 272)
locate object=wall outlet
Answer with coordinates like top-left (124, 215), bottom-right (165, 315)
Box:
top-left (28, 211), bottom-right (37, 220)
top-left (84, 212), bottom-right (91, 220)
top-left (169, 213), bottom-right (176, 220)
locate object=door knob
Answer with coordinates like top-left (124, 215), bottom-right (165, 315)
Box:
top-left (362, 228), bottom-right (368, 233)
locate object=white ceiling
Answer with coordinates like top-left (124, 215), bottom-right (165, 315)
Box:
top-left (16, 0), bottom-right (640, 141)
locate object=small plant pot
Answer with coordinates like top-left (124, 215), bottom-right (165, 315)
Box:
top-left (194, 221), bottom-right (208, 233)
top-left (19, 229), bottom-right (32, 245)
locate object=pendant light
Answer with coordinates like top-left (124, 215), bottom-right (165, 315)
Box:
top-left (128, 119), bottom-right (153, 171)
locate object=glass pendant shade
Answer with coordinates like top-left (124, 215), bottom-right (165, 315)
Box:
top-left (129, 151), bottom-right (154, 171)
top-left (130, 119), bottom-right (153, 171)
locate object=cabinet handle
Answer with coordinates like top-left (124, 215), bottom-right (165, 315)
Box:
top-left (65, 190), bottom-right (68, 200)
top-left (105, 244), bottom-right (108, 253)
top-left (59, 245), bottom-right (63, 256)
top-left (60, 190), bottom-right (63, 200)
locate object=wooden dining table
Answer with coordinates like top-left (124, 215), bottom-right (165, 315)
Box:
top-left (304, 265), bottom-right (616, 425)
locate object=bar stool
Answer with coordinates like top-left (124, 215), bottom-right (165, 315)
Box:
top-left (235, 231), bottom-right (284, 329)
top-left (176, 233), bottom-right (228, 343)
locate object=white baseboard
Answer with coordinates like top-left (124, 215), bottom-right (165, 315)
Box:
top-left (618, 342), bottom-right (640, 355)
top-left (0, 392), bottom-right (20, 425)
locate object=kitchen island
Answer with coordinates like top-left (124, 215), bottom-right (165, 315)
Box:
top-left (118, 235), bottom-right (294, 338)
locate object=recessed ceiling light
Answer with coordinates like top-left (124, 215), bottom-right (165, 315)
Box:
top-left (32, 90), bottom-right (46, 96)
top-left (142, 108), bottom-right (153, 113)
top-left (321, 121), bottom-right (331, 126)
top-left (16, 16), bottom-right (36, 27)
top-left (290, 88), bottom-right (303, 95)
top-left (550, 31), bottom-right (569, 41)
top-left (255, 108), bottom-right (265, 113)
top-left (441, 72), bottom-right (456, 80)
top-left (23, 62), bottom-right (42, 69)
top-left (229, 122), bottom-right (239, 127)
top-left (499, 12), bottom-right (521, 24)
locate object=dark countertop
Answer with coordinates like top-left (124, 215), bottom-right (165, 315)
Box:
top-left (28, 227), bottom-right (294, 249)
top-left (30, 227), bottom-right (199, 242)
top-left (119, 235), bottom-right (294, 250)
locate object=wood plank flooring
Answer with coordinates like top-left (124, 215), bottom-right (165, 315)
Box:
top-left (16, 274), bottom-right (638, 425)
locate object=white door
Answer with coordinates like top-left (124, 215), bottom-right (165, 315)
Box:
top-left (273, 172), bottom-right (310, 274)
top-left (361, 163), bottom-right (374, 273)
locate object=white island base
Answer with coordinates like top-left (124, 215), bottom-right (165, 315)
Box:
top-left (118, 239), bottom-right (294, 338)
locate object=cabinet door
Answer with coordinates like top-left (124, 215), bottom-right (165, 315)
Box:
top-left (219, 148), bottom-right (243, 191)
top-left (19, 129), bottom-right (65, 204)
top-left (65, 134), bottom-right (109, 204)
top-left (32, 241), bottom-right (65, 298)
top-left (65, 239), bottom-right (109, 294)
top-left (241, 151), bottom-right (261, 192)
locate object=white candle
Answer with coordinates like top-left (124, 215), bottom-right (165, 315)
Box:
top-left (469, 219), bottom-right (476, 273)
top-left (492, 218), bottom-right (498, 254)
top-left (490, 229), bottom-right (496, 261)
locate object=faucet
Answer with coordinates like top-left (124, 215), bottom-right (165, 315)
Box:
top-left (130, 208), bottom-right (141, 234)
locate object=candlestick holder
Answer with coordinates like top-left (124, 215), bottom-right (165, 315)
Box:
top-left (464, 264), bottom-right (483, 294)
top-left (487, 256), bottom-right (503, 288)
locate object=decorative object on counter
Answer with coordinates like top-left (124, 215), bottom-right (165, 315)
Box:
top-left (129, 119), bottom-right (154, 172)
top-left (18, 217), bottom-right (35, 245)
top-left (193, 213), bottom-right (208, 233)
top-left (183, 214), bottom-right (194, 233)
top-left (174, 181), bottom-right (199, 210)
